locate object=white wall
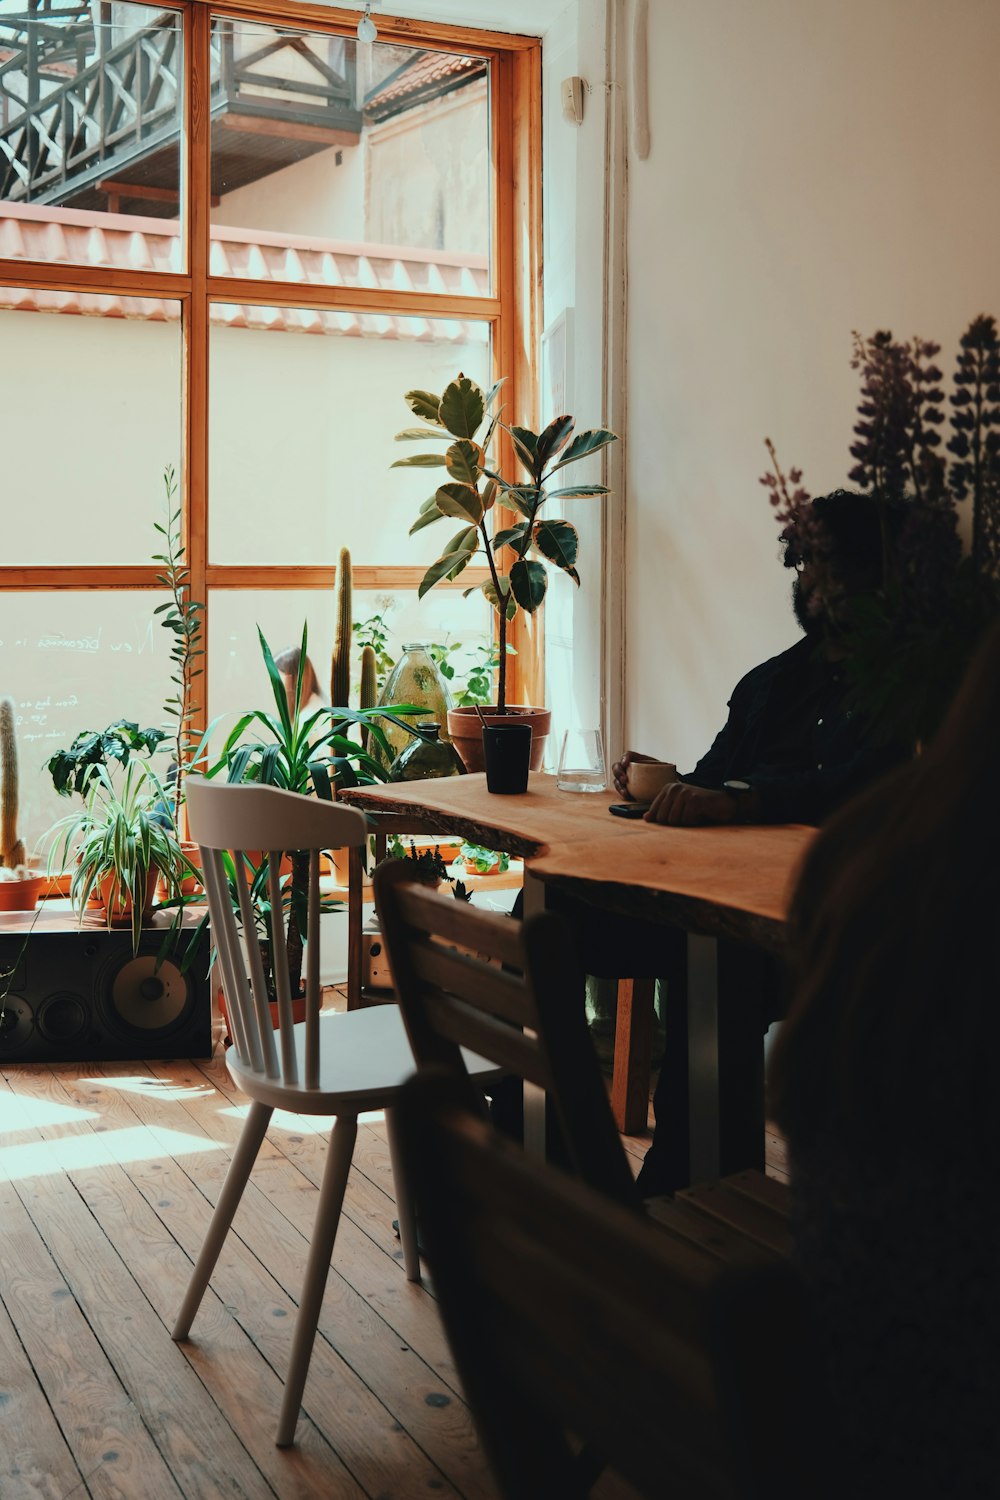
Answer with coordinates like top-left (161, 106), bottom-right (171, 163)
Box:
top-left (541, 0), bottom-right (613, 749)
top-left (625, 0), bottom-right (1000, 770)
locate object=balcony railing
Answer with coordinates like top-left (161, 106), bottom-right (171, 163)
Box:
top-left (0, 15), bottom-right (362, 209)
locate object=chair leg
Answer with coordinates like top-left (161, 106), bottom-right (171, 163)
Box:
top-left (172, 1099), bottom-right (273, 1341)
top-left (276, 1112), bottom-right (358, 1448)
top-left (385, 1105), bottom-right (421, 1283)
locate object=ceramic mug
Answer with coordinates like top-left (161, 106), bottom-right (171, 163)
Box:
top-left (628, 760), bottom-right (679, 802)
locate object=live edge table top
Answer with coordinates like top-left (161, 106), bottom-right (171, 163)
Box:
top-left (340, 773), bottom-right (815, 952)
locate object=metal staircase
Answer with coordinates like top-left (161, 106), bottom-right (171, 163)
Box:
top-left (0, 3), bottom-right (363, 218)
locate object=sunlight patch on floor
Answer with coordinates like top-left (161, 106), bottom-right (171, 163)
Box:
top-left (0, 1126), bottom-right (219, 1182)
top-left (0, 1093), bottom-right (97, 1133)
top-left (219, 1104), bottom-right (387, 1131)
top-left (80, 1075), bottom-right (215, 1102)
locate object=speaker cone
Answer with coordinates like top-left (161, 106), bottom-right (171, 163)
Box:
top-left (0, 996), bottom-right (33, 1053)
top-left (38, 991), bottom-right (89, 1042)
top-left (107, 954), bottom-right (190, 1034)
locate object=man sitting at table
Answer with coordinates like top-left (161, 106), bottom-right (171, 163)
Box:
top-left (600, 489), bottom-right (910, 1197)
top-left (612, 488), bottom-right (904, 827)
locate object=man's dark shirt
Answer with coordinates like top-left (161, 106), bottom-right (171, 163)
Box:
top-left (683, 636), bottom-right (902, 825)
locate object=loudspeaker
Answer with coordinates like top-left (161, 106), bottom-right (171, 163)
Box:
top-left (0, 921), bottom-right (213, 1063)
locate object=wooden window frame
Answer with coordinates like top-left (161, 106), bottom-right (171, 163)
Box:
top-left (1, 0), bottom-right (543, 725)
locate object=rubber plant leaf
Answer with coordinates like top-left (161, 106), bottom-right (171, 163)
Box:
top-left (510, 558), bottom-right (548, 612)
top-left (406, 389), bottom-right (444, 424)
top-left (533, 519), bottom-right (580, 577)
top-left (410, 496), bottom-right (448, 535)
top-left (547, 428), bottom-right (618, 474)
top-left (535, 414), bottom-right (575, 469)
top-left (434, 482), bottom-right (484, 525)
top-left (546, 484), bottom-right (612, 499)
top-left (492, 522), bottom-right (531, 550)
top-left (390, 452), bottom-right (448, 468)
top-left (419, 546), bottom-right (477, 597)
top-left (445, 439), bottom-right (483, 487)
top-left (439, 375), bottom-right (485, 440)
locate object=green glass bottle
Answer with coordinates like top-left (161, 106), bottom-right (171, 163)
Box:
top-left (389, 723), bottom-right (464, 782)
top-left (375, 642), bottom-right (454, 770)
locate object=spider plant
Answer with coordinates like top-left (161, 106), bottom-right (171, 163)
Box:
top-left (45, 761), bottom-right (197, 953)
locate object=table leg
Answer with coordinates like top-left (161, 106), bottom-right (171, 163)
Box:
top-left (687, 934), bottom-right (719, 1183)
top-left (610, 977), bottom-right (655, 1135)
top-left (521, 870), bottom-right (548, 1158)
top-left (687, 936), bottom-right (771, 1184)
top-left (346, 845), bottom-right (364, 1011)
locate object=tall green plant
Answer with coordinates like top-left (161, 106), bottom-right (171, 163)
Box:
top-left (207, 623), bottom-right (420, 996)
top-left (393, 374), bottom-right (617, 710)
top-left (153, 464), bottom-right (205, 827)
top-left (330, 546), bottom-right (353, 709)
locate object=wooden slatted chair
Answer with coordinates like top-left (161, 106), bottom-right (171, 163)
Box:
top-left (373, 855), bottom-right (642, 1210)
top-left (171, 777), bottom-right (498, 1447)
top-left (395, 1069), bottom-right (822, 1500)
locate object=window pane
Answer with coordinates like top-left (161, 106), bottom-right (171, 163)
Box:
top-left (352, 586), bottom-right (494, 702)
top-left (209, 19), bottom-right (490, 293)
top-left (0, 4), bottom-right (183, 269)
top-left (208, 307), bottom-right (490, 565)
top-left (1, 294), bottom-right (181, 565)
top-left (207, 586), bottom-right (491, 750)
top-left (0, 592), bottom-right (172, 859)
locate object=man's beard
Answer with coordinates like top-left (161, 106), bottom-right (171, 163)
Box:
top-left (792, 577), bottom-right (824, 637)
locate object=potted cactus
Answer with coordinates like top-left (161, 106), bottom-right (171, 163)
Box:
top-left (0, 697), bottom-right (47, 911)
top-left (393, 373), bottom-right (616, 771)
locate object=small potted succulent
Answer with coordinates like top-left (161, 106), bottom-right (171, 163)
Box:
top-left (459, 841), bottom-right (510, 876)
top-left (393, 373), bottom-right (616, 772)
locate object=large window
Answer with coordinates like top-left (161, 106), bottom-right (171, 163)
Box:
top-left (1, 0), bottom-right (540, 852)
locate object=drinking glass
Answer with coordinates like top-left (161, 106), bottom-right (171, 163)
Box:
top-left (556, 729), bottom-right (606, 792)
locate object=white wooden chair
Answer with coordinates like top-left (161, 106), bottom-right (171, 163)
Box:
top-left (171, 777), bottom-right (495, 1446)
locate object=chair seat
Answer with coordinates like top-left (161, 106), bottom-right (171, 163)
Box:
top-left (226, 1003), bottom-right (503, 1115)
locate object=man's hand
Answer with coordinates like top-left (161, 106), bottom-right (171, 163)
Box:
top-left (611, 750), bottom-right (657, 799)
top-left (644, 783), bottom-right (740, 826)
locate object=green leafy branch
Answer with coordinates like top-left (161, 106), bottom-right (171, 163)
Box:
top-left (152, 464), bottom-right (205, 827)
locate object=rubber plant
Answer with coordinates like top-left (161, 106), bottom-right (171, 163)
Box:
top-left (394, 374), bottom-right (617, 710)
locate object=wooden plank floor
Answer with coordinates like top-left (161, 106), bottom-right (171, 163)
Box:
top-left (0, 995), bottom-right (787, 1500)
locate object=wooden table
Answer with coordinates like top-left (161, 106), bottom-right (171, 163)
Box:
top-left (342, 773), bottom-right (814, 1185)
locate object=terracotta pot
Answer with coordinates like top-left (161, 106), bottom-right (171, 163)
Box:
top-left (157, 840), bottom-right (204, 903)
top-left (96, 866), bottom-right (159, 927)
top-left (0, 872), bottom-right (47, 911)
top-left (242, 850), bottom-right (295, 878)
top-left (447, 705), bottom-right (551, 775)
top-left (463, 857), bottom-right (500, 875)
top-left (218, 986), bottom-right (308, 1047)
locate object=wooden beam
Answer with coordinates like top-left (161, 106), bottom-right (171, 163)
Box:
top-left (204, 566), bottom-right (492, 591)
top-left (3, 566), bottom-right (492, 592)
top-left (204, 278), bottom-right (501, 323)
top-left (184, 2), bottom-right (212, 772)
top-left (98, 179), bottom-right (221, 207)
top-left (188, 1), bottom-right (540, 56)
top-left (219, 111), bottom-right (359, 148)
